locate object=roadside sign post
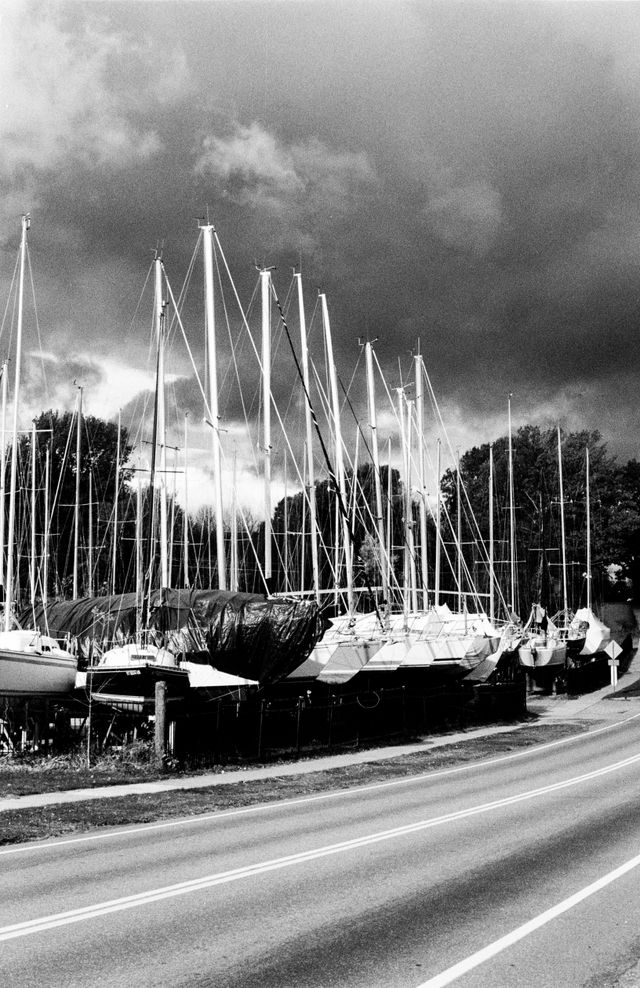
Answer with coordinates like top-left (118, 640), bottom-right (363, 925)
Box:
top-left (604, 640), bottom-right (623, 692)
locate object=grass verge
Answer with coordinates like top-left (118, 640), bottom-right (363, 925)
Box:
top-left (0, 722), bottom-right (587, 846)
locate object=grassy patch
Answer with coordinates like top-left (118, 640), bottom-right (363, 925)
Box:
top-left (0, 722), bottom-right (587, 846)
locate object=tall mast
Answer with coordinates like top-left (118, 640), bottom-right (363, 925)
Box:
top-left (5, 214), bottom-right (29, 629)
top-left (397, 388), bottom-right (412, 621)
top-left (295, 272), bottom-right (320, 602)
top-left (0, 361), bottom-right (8, 596)
top-left (364, 340), bottom-right (389, 612)
top-left (434, 438), bottom-right (441, 607)
top-left (586, 446), bottom-right (591, 611)
top-left (489, 442), bottom-right (495, 625)
top-left (386, 438), bottom-right (392, 597)
top-left (507, 394), bottom-right (517, 615)
top-left (300, 442), bottom-right (307, 592)
top-left (154, 254), bottom-right (169, 590)
top-left (230, 450), bottom-right (238, 591)
top-left (111, 409), bottom-right (121, 595)
top-left (72, 385), bottom-right (83, 600)
top-left (135, 459), bottom-right (142, 602)
top-left (88, 467), bottom-right (93, 596)
top-left (135, 465), bottom-right (143, 635)
top-left (283, 450), bottom-right (289, 593)
top-left (43, 443), bottom-right (50, 607)
top-left (183, 412), bottom-right (189, 588)
top-left (456, 448), bottom-right (462, 612)
top-left (30, 419), bottom-right (36, 606)
top-left (406, 398), bottom-right (418, 612)
top-left (320, 293), bottom-right (353, 614)
top-left (415, 353), bottom-right (429, 609)
top-left (557, 425), bottom-right (568, 619)
top-left (200, 220), bottom-right (226, 590)
top-left (260, 267), bottom-right (273, 586)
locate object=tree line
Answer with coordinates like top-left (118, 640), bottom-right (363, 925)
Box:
top-left (6, 412), bottom-right (640, 618)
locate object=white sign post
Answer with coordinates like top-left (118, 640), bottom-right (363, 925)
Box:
top-left (605, 640), bottom-right (623, 691)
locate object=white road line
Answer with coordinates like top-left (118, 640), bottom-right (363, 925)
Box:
top-left (2, 710), bottom-right (638, 858)
top-left (417, 850), bottom-right (640, 987)
top-left (2, 747), bottom-right (640, 942)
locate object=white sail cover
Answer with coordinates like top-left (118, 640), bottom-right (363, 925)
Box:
top-left (573, 607), bottom-right (611, 657)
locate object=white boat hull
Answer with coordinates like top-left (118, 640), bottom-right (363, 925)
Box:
top-left (0, 635), bottom-right (77, 696)
top-left (518, 640), bottom-right (566, 669)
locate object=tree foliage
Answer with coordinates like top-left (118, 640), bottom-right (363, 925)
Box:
top-left (441, 426), bottom-right (640, 616)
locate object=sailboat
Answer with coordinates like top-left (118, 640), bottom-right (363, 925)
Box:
top-left (0, 216), bottom-right (77, 697)
top-left (287, 325), bottom-right (503, 688)
top-left (566, 446), bottom-right (611, 664)
top-left (517, 427), bottom-right (568, 677)
top-left (80, 231), bottom-right (318, 705)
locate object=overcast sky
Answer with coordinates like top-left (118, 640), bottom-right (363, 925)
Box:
top-left (2, 0), bottom-right (639, 513)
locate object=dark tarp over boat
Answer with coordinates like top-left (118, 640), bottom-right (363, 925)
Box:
top-left (24, 588), bottom-right (323, 686)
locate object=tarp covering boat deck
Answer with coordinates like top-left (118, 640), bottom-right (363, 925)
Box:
top-left (24, 589), bottom-right (323, 686)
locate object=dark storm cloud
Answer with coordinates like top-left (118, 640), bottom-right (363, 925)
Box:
top-left (2, 0), bottom-right (640, 500)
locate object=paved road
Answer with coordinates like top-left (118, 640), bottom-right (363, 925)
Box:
top-left (2, 704), bottom-right (640, 986)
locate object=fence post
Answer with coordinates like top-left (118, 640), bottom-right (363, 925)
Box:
top-left (296, 696), bottom-right (302, 756)
top-left (215, 701), bottom-right (221, 764)
top-left (257, 699), bottom-right (265, 761)
top-left (154, 680), bottom-right (167, 767)
top-left (328, 695), bottom-right (333, 750)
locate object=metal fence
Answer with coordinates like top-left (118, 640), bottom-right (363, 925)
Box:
top-left (171, 681), bottom-right (527, 768)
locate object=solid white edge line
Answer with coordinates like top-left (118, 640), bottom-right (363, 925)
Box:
top-left (2, 710), bottom-right (639, 858)
top-left (416, 850), bottom-right (640, 988)
top-left (3, 746), bottom-right (640, 942)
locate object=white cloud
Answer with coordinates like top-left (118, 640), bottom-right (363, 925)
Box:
top-left (195, 121), bottom-right (377, 234)
top-left (0, 0), bottom-right (163, 178)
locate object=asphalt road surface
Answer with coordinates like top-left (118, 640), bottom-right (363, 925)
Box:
top-left (3, 712), bottom-right (640, 987)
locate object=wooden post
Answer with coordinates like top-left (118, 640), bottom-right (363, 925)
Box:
top-left (257, 699), bottom-right (265, 760)
top-left (295, 696), bottom-right (302, 757)
top-left (155, 680), bottom-right (167, 766)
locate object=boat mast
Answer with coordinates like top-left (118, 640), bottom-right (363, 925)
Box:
top-left (295, 272), bottom-right (320, 602)
top-left (364, 340), bottom-right (389, 615)
top-left (386, 437), bottom-right (392, 598)
top-left (154, 254), bottom-right (169, 590)
top-left (200, 219), bottom-right (227, 590)
top-left (72, 384), bottom-right (82, 600)
top-left (283, 450), bottom-right (289, 594)
top-left (111, 409), bottom-right (121, 595)
top-left (507, 394), bottom-right (517, 615)
top-left (183, 412), bottom-right (189, 588)
top-left (586, 445), bottom-right (591, 611)
top-left (397, 388), bottom-right (413, 621)
top-left (5, 215), bottom-right (29, 629)
top-left (0, 361), bottom-right (8, 597)
top-left (135, 464), bottom-right (143, 628)
top-left (230, 450), bottom-right (239, 591)
top-left (406, 398), bottom-right (418, 612)
top-left (320, 293), bottom-right (354, 614)
top-left (300, 442), bottom-right (307, 592)
top-left (415, 353), bottom-right (429, 610)
top-left (43, 443), bottom-right (50, 607)
top-left (557, 425), bottom-right (568, 620)
top-left (88, 467), bottom-right (93, 597)
top-left (434, 438), bottom-right (441, 607)
top-left (260, 267), bottom-right (273, 588)
top-left (456, 448), bottom-right (462, 613)
top-left (489, 442), bottom-right (495, 625)
top-left (30, 419), bottom-right (36, 607)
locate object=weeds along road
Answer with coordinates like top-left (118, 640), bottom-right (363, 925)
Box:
top-left (2, 712), bottom-right (640, 988)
